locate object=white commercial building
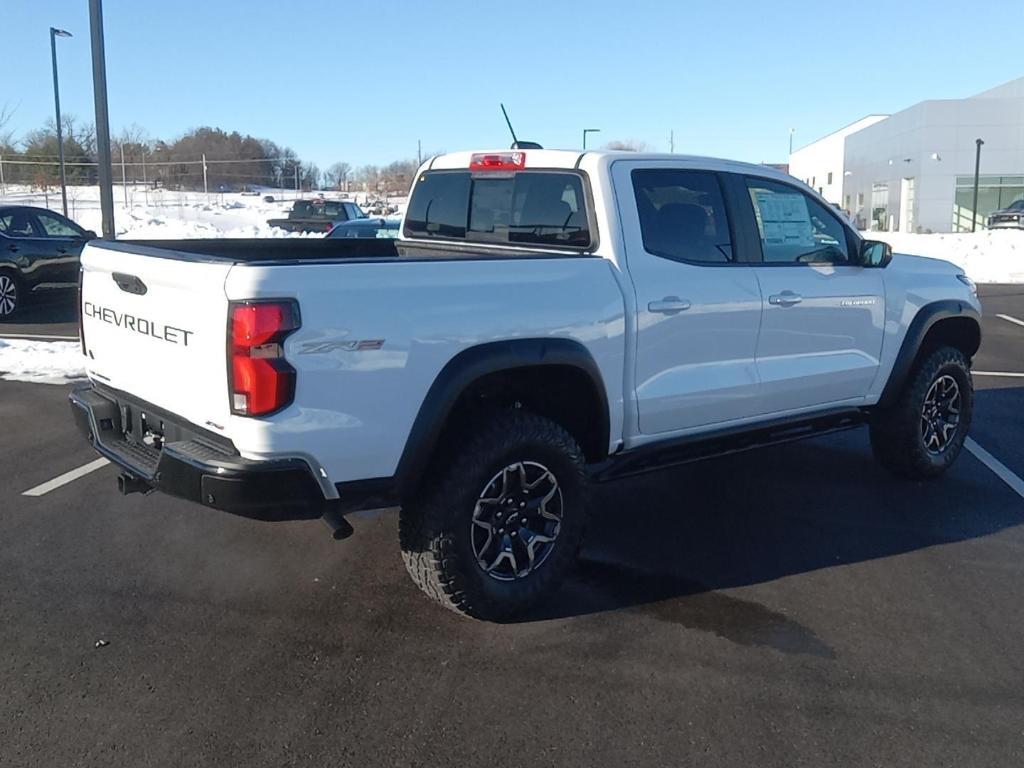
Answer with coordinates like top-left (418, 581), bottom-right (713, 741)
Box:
top-left (790, 77), bottom-right (1024, 233)
top-left (789, 115), bottom-right (887, 204)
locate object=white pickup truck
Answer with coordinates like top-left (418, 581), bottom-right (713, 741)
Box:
top-left (72, 149), bottom-right (981, 620)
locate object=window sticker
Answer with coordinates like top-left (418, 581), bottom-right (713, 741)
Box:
top-left (755, 191), bottom-right (815, 247)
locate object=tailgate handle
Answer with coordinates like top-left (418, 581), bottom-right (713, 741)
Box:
top-left (112, 272), bottom-right (148, 296)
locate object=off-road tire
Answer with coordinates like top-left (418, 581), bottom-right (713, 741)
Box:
top-left (399, 409), bottom-right (588, 621)
top-left (869, 346), bottom-right (973, 479)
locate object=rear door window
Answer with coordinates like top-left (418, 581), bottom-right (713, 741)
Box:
top-left (34, 211), bottom-right (84, 238)
top-left (405, 171), bottom-right (592, 249)
top-left (632, 169), bottom-right (734, 263)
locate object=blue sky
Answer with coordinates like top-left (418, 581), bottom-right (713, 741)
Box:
top-left (2, 0), bottom-right (1020, 169)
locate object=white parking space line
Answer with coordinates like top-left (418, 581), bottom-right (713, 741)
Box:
top-left (0, 333), bottom-right (78, 341)
top-left (974, 371), bottom-right (1024, 378)
top-left (21, 458), bottom-right (110, 497)
top-left (965, 438), bottom-right (1024, 501)
top-left (996, 313), bottom-right (1024, 329)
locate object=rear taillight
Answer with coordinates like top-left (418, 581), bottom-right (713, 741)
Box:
top-left (228, 300), bottom-right (300, 416)
top-left (469, 152), bottom-right (526, 171)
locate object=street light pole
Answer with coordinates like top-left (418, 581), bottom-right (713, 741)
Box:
top-left (50, 27), bottom-right (72, 217)
top-left (789, 128), bottom-right (795, 156)
top-left (971, 138), bottom-right (984, 233)
top-left (89, 0), bottom-right (115, 238)
top-left (582, 128), bottom-right (600, 150)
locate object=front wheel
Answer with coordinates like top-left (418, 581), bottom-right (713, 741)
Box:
top-left (870, 346), bottom-right (974, 479)
top-left (399, 409), bottom-right (588, 620)
top-left (0, 271), bottom-right (22, 319)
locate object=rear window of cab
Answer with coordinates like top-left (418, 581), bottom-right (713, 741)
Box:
top-left (404, 170), bottom-right (593, 249)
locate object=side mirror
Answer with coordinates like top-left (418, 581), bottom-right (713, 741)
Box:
top-left (84, 230), bottom-right (98, 240)
top-left (860, 240), bottom-right (892, 268)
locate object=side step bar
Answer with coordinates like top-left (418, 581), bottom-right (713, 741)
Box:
top-left (590, 408), bottom-right (867, 484)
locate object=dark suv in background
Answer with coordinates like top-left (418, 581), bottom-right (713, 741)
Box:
top-left (0, 206), bottom-right (95, 319)
top-left (988, 199), bottom-right (1024, 229)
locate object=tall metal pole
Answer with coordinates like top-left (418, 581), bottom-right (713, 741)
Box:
top-left (120, 142), bottom-right (127, 206)
top-left (202, 153), bottom-right (208, 197)
top-left (50, 27), bottom-right (72, 217)
top-left (142, 146), bottom-right (148, 206)
top-left (89, 0), bottom-right (115, 238)
top-left (0, 153), bottom-right (5, 197)
top-left (971, 138), bottom-right (984, 232)
top-left (789, 128), bottom-right (795, 156)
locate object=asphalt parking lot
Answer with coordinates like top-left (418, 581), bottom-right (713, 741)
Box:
top-left (2, 286), bottom-right (1023, 767)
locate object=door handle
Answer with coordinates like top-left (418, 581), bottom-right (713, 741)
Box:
top-left (7, 244), bottom-right (18, 253)
top-left (768, 291), bottom-right (803, 307)
top-left (648, 297), bottom-right (691, 315)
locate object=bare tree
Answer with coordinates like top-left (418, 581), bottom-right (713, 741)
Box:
top-left (325, 161), bottom-right (352, 190)
top-left (0, 103), bottom-right (15, 147)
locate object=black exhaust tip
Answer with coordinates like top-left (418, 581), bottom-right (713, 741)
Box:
top-left (117, 472), bottom-right (151, 496)
top-left (321, 506), bottom-right (355, 541)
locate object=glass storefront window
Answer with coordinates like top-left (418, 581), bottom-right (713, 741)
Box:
top-left (953, 175), bottom-right (1024, 231)
top-left (871, 183), bottom-right (889, 231)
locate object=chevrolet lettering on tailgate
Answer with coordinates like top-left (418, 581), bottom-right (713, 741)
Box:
top-left (83, 301), bottom-right (194, 346)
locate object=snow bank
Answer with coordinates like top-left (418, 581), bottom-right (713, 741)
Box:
top-left (0, 339), bottom-right (85, 385)
top-left (868, 229), bottom-right (1024, 283)
top-left (0, 185), bottom-right (367, 240)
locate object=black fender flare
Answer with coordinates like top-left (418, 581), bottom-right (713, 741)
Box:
top-left (877, 299), bottom-right (981, 408)
top-left (393, 338), bottom-right (610, 499)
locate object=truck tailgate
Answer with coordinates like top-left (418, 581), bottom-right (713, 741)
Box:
top-left (80, 243), bottom-right (234, 432)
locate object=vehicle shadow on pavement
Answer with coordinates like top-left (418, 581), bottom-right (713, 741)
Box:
top-left (518, 424), bottom-right (1023, 640)
top-left (3, 290), bottom-right (77, 326)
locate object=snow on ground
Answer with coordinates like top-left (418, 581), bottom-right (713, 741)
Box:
top-left (0, 183), bottom-right (406, 240)
top-left (0, 339), bottom-right (85, 385)
top-left (866, 229), bottom-right (1024, 283)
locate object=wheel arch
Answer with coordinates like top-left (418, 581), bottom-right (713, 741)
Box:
top-left (394, 338), bottom-right (611, 500)
top-left (878, 300), bottom-right (981, 408)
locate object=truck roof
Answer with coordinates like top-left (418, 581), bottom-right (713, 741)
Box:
top-left (426, 149), bottom-right (796, 185)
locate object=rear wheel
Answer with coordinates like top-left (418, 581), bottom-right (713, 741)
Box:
top-left (399, 409), bottom-right (588, 620)
top-left (0, 271), bottom-right (21, 319)
top-left (870, 346), bottom-right (973, 479)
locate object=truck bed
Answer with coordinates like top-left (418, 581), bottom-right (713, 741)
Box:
top-left (97, 237), bottom-right (400, 263)
top-left (91, 238), bottom-right (594, 264)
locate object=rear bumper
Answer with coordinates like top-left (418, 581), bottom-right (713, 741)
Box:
top-left (69, 384), bottom-right (327, 522)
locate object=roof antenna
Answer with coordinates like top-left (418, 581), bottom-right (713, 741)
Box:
top-left (500, 104), bottom-right (543, 150)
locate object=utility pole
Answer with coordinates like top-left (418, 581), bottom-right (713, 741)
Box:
top-left (294, 165), bottom-right (299, 196)
top-left (0, 153), bottom-right (5, 197)
top-left (120, 142), bottom-right (127, 207)
top-left (202, 153), bottom-right (208, 197)
top-left (789, 128), bottom-right (795, 156)
top-left (418, 139), bottom-right (422, 167)
top-left (141, 146), bottom-right (148, 206)
top-left (669, 130), bottom-right (674, 153)
top-left (89, 0), bottom-right (115, 238)
top-left (971, 138), bottom-right (984, 232)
